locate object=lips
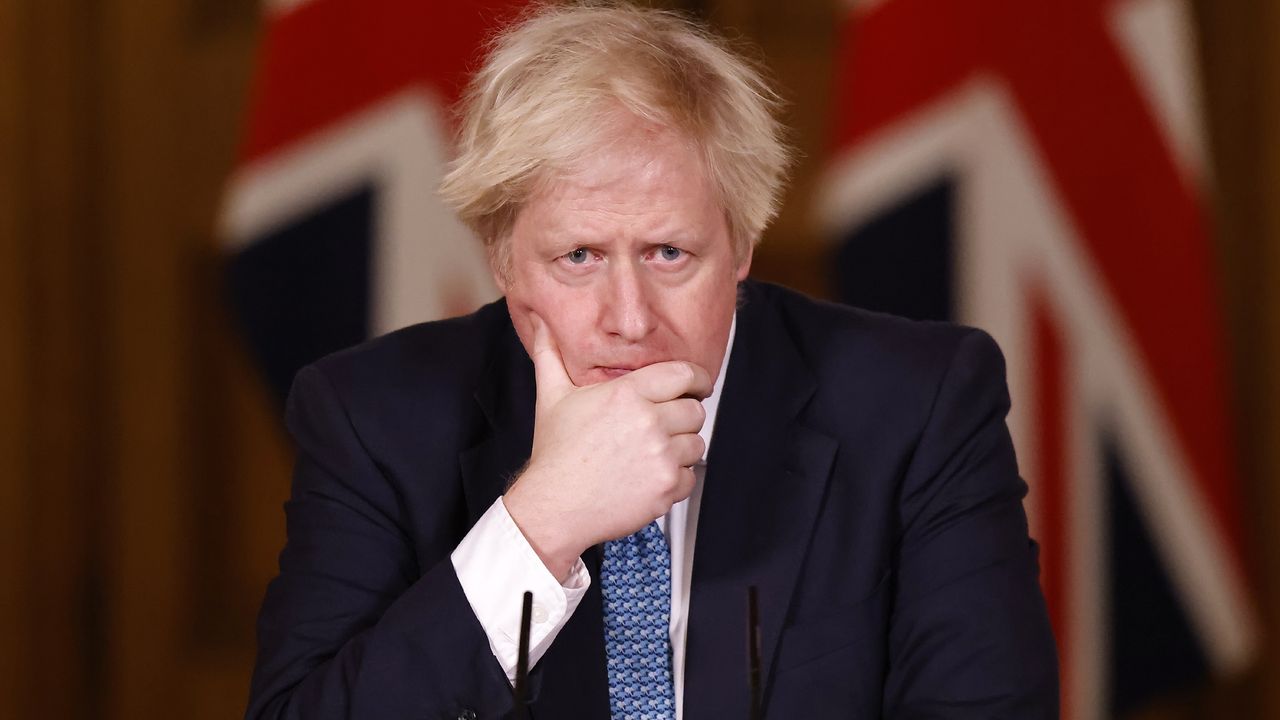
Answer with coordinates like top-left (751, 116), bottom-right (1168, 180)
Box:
top-left (596, 366), bottom-right (638, 379)
top-left (583, 362), bottom-right (659, 383)
top-left (585, 358), bottom-right (672, 382)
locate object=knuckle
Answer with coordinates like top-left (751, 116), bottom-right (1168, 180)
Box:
top-left (669, 468), bottom-right (694, 502)
top-left (661, 465), bottom-right (681, 492)
top-left (679, 362), bottom-right (696, 386)
top-left (691, 399), bottom-right (707, 423)
top-left (609, 381), bottom-right (638, 407)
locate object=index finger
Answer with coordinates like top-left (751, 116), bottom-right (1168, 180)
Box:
top-left (624, 360), bottom-right (713, 403)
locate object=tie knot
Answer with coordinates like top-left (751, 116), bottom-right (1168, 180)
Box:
top-left (636, 519), bottom-right (666, 546)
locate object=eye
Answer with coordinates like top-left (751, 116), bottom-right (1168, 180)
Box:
top-left (658, 245), bottom-right (683, 261)
top-left (566, 248), bottom-right (591, 264)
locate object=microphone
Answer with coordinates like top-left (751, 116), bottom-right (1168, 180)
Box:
top-left (513, 591), bottom-right (533, 717)
top-left (747, 585), bottom-right (762, 720)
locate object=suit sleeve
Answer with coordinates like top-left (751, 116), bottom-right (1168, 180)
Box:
top-left (884, 329), bottom-right (1060, 719)
top-left (246, 364), bottom-right (518, 720)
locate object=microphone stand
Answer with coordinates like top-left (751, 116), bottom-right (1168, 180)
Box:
top-left (513, 591), bottom-right (533, 718)
top-left (747, 585), bottom-right (762, 720)
top-left (512, 582), bottom-right (764, 718)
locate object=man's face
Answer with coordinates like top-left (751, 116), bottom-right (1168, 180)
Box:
top-left (497, 129), bottom-right (750, 387)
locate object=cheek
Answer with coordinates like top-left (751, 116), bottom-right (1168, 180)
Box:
top-left (662, 277), bottom-right (738, 365)
top-left (694, 298), bottom-right (735, 349)
top-left (510, 282), bottom-right (595, 333)
top-left (691, 272), bottom-right (742, 358)
top-left (507, 284), bottom-right (600, 363)
top-left (505, 274), bottom-right (571, 326)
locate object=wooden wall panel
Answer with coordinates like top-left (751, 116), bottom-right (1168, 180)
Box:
top-left (0, 1), bottom-right (28, 717)
top-left (98, 0), bottom-right (190, 712)
top-left (1256, 0), bottom-right (1280, 716)
top-left (92, 0), bottom-right (263, 716)
top-left (1196, 0), bottom-right (1280, 717)
top-left (175, 13), bottom-right (280, 650)
top-left (178, 14), bottom-right (276, 720)
top-left (8, 0), bottom-right (105, 716)
top-left (701, 0), bottom-right (839, 298)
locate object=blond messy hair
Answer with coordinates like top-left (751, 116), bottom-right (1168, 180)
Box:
top-left (439, 1), bottom-right (792, 274)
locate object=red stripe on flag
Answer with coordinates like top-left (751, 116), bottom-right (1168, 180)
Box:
top-left (239, 0), bottom-right (526, 163)
top-left (832, 0), bottom-right (1245, 578)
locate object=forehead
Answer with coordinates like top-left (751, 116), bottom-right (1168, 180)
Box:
top-left (513, 128), bottom-right (725, 243)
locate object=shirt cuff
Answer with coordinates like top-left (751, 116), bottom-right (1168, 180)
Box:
top-left (451, 497), bottom-right (590, 683)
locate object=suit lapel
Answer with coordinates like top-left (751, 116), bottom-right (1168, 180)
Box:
top-left (683, 284), bottom-right (838, 720)
top-left (459, 320), bottom-right (535, 523)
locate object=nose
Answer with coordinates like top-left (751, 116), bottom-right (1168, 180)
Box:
top-left (598, 262), bottom-right (657, 342)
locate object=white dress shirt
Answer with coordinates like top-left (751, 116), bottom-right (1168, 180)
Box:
top-left (451, 316), bottom-right (736, 719)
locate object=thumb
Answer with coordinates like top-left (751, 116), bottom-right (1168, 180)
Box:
top-left (528, 312), bottom-right (574, 408)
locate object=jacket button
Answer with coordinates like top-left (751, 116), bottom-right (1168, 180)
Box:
top-left (455, 709), bottom-right (477, 720)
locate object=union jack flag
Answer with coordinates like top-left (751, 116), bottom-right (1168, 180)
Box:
top-left (818, 0), bottom-right (1258, 716)
top-left (220, 0), bottom-right (522, 401)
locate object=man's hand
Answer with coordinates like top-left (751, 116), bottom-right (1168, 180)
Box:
top-left (503, 313), bottom-right (712, 582)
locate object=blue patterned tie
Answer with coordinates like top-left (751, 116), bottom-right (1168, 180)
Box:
top-left (601, 521), bottom-right (676, 720)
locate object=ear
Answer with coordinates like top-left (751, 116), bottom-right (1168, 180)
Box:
top-left (491, 265), bottom-right (510, 294)
top-left (735, 242), bottom-right (753, 281)
top-left (487, 240), bottom-right (511, 293)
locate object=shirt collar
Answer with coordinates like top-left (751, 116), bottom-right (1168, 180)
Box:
top-left (698, 312), bottom-right (736, 462)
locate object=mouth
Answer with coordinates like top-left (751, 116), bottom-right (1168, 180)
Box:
top-left (596, 366), bottom-right (639, 379)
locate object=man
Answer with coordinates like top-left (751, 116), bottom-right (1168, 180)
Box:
top-left (247, 4), bottom-right (1058, 719)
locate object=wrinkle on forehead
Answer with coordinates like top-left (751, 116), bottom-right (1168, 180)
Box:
top-left (492, 110), bottom-right (746, 282)
top-left (518, 125), bottom-right (722, 247)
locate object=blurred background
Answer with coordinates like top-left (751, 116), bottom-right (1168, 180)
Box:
top-left (1, 0), bottom-right (1278, 717)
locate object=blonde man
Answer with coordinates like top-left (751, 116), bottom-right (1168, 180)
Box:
top-left (249, 4), bottom-right (1057, 719)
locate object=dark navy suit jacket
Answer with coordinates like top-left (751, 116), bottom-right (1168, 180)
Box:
top-left (247, 281), bottom-right (1059, 719)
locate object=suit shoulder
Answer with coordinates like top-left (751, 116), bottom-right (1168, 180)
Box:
top-left (751, 281), bottom-right (995, 376)
top-left (303, 296), bottom-right (513, 404)
top-left (744, 282), bottom-right (1008, 441)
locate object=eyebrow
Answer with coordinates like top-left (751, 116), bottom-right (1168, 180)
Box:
top-left (543, 230), bottom-right (702, 250)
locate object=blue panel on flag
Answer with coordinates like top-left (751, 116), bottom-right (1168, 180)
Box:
top-left (833, 178), bottom-right (954, 322)
top-left (226, 186), bottom-right (374, 404)
top-left (1106, 439), bottom-right (1208, 715)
